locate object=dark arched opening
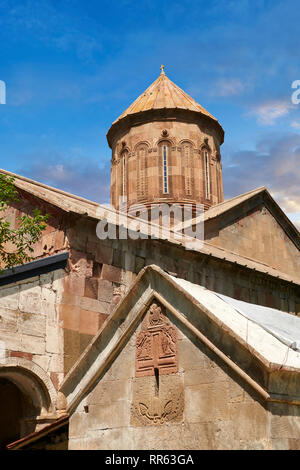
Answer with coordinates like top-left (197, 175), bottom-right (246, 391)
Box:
top-left (0, 378), bottom-right (38, 449)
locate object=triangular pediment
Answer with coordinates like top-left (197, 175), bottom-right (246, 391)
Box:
top-left (204, 187), bottom-right (300, 279)
top-left (59, 265), bottom-right (300, 414)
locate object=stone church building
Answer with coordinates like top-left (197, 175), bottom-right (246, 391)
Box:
top-left (0, 68), bottom-right (300, 450)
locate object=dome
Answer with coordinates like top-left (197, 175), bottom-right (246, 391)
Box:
top-left (107, 66), bottom-right (224, 148)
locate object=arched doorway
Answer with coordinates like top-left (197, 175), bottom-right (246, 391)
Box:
top-left (0, 359), bottom-right (58, 449)
top-left (0, 377), bottom-right (39, 449)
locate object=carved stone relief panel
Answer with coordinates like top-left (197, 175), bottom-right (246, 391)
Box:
top-left (130, 374), bottom-right (184, 426)
top-left (131, 301), bottom-right (182, 426)
top-left (135, 301), bottom-right (178, 377)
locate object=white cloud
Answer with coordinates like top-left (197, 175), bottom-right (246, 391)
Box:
top-left (19, 155), bottom-right (111, 204)
top-left (250, 100), bottom-right (293, 125)
top-left (291, 120), bottom-right (300, 130)
top-left (223, 133), bottom-right (300, 231)
top-left (214, 78), bottom-right (245, 97)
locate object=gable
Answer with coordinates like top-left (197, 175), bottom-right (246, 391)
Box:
top-left (67, 299), bottom-right (269, 450)
top-left (205, 202), bottom-right (300, 280)
top-left (2, 169), bottom-right (299, 287)
top-left (60, 266), bottom-right (300, 413)
top-left (62, 266), bottom-right (300, 450)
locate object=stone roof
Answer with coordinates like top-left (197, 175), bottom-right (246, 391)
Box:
top-left (112, 68), bottom-right (218, 125)
top-left (106, 68), bottom-right (224, 147)
top-left (179, 185), bottom-right (300, 249)
top-left (6, 415), bottom-right (69, 450)
top-left (171, 275), bottom-right (300, 352)
top-left (204, 186), bottom-right (267, 221)
top-left (1, 168), bottom-right (299, 286)
top-left (0, 168), bottom-right (100, 216)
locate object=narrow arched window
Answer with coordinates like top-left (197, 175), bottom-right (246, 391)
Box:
top-left (163, 144), bottom-right (168, 194)
top-left (120, 150), bottom-right (128, 202)
top-left (183, 143), bottom-right (192, 196)
top-left (158, 141), bottom-right (171, 195)
top-left (204, 150), bottom-right (210, 199)
top-left (216, 157), bottom-right (221, 201)
top-left (136, 144), bottom-right (148, 199)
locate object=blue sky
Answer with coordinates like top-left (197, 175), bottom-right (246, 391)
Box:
top-left (0, 0), bottom-right (299, 227)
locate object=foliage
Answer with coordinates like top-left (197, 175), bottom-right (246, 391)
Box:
top-left (0, 174), bottom-right (48, 271)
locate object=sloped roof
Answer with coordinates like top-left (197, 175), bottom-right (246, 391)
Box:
top-left (0, 169), bottom-right (100, 217)
top-left (112, 68), bottom-right (218, 125)
top-left (171, 275), bottom-right (300, 351)
top-left (204, 186), bottom-right (267, 221)
top-left (60, 265), bottom-right (300, 413)
top-left (6, 415), bottom-right (69, 450)
top-left (1, 168), bottom-right (299, 286)
top-left (178, 185), bottom-right (300, 251)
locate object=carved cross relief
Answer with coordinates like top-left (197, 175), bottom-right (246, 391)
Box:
top-left (131, 301), bottom-right (183, 426)
top-left (135, 301), bottom-right (178, 377)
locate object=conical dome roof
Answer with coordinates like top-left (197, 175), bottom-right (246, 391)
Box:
top-left (113, 66), bottom-right (218, 124)
top-left (107, 66), bottom-right (224, 147)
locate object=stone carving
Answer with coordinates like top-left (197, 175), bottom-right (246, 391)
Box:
top-left (131, 302), bottom-right (182, 426)
top-left (130, 375), bottom-right (184, 426)
top-left (148, 302), bottom-right (165, 326)
top-left (136, 332), bottom-right (152, 359)
top-left (133, 394), bottom-right (183, 425)
top-left (135, 301), bottom-right (177, 377)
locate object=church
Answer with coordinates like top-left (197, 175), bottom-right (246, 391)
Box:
top-left (0, 67), bottom-right (299, 450)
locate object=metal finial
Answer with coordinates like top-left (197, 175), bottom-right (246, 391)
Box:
top-left (160, 64), bottom-right (165, 75)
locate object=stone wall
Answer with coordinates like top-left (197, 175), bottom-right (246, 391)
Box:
top-left (0, 270), bottom-right (65, 391)
top-left (67, 216), bottom-right (300, 319)
top-left (268, 402), bottom-right (300, 450)
top-left (1, 192), bottom-right (300, 449)
top-left (205, 203), bottom-right (300, 281)
top-left (110, 119), bottom-right (223, 211)
top-left (1, 192), bottom-right (300, 383)
top-left (67, 311), bottom-right (280, 450)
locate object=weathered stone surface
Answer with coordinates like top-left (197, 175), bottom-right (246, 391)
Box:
top-left (87, 400), bottom-right (130, 430)
top-left (229, 400), bottom-right (268, 441)
top-left (178, 338), bottom-right (210, 371)
top-left (80, 296), bottom-right (110, 315)
top-left (101, 264), bottom-right (122, 283)
top-left (0, 286), bottom-right (19, 310)
top-left (19, 312), bottom-right (46, 337)
top-left (21, 334), bottom-right (45, 355)
top-left (63, 272), bottom-right (85, 297)
top-left (184, 364), bottom-right (226, 386)
top-left (185, 381), bottom-right (229, 423)
top-left (98, 279), bottom-right (114, 302)
top-left (59, 304), bottom-right (80, 331)
top-left (46, 324), bottom-right (61, 353)
top-left (0, 307), bottom-right (18, 332)
top-left (0, 85), bottom-right (299, 452)
top-left (135, 302), bottom-right (178, 377)
top-left (269, 402), bottom-right (300, 439)
top-left (84, 277), bottom-right (98, 300)
top-left (10, 350), bottom-right (33, 361)
top-left (87, 379), bottom-right (131, 406)
top-left (131, 374), bottom-right (184, 426)
top-left (19, 282), bottom-right (41, 314)
top-left (95, 244), bottom-right (113, 265)
top-left (79, 309), bottom-right (101, 336)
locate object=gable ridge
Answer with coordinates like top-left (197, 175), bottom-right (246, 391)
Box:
top-left (1, 168), bottom-right (299, 285)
